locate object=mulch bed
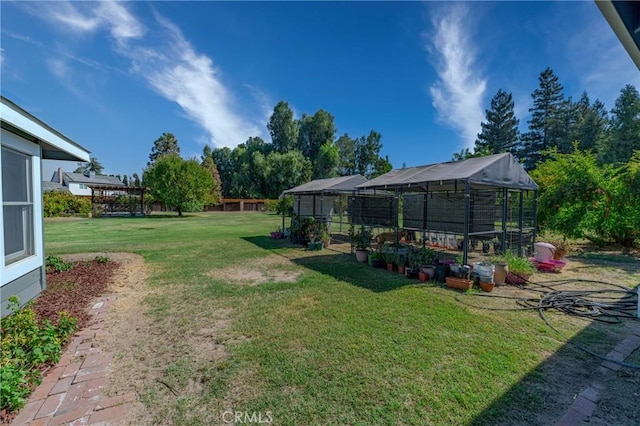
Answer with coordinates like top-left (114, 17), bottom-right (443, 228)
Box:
top-left (32, 260), bottom-right (120, 329)
top-left (1, 259), bottom-right (119, 424)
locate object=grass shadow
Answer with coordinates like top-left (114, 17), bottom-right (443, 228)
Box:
top-left (470, 283), bottom-right (640, 425)
top-left (242, 235), bottom-right (422, 293)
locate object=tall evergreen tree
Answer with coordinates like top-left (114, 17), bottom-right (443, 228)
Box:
top-left (570, 92), bottom-right (608, 153)
top-left (519, 68), bottom-right (567, 170)
top-left (211, 147), bottom-right (233, 197)
top-left (474, 89), bottom-right (519, 155)
top-left (148, 133), bottom-right (180, 165)
top-left (267, 101), bottom-right (299, 153)
top-left (598, 84), bottom-right (640, 164)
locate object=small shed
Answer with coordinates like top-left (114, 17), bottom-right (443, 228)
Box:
top-left (356, 153), bottom-right (538, 264)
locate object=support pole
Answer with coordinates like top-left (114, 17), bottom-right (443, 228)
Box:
top-left (532, 190), bottom-right (538, 256)
top-left (502, 188), bottom-right (508, 254)
top-left (518, 190), bottom-right (524, 256)
top-left (463, 181), bottom-right (471, 265)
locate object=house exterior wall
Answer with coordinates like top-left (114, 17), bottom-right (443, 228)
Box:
top-left (1, 128), bottom-right (46, 316)
top-left (0, 268), bottom-right (43, 316)
top-left (66, 182), bottom-right (91, 196)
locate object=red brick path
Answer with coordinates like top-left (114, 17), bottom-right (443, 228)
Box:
top-left (556, 323), bottom-right (640, 425)
top-left (11, 296), bottom-right (134, 426)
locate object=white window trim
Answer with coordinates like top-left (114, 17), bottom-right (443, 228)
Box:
top-left (1, 130), bottom-right (43, 286)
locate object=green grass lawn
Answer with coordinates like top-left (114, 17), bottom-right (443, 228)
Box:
top-left (44, 213), bottom-right (638, 425)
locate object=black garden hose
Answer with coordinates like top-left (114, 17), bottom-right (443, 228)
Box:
top-left (454, 278), bottom-right (640, 369)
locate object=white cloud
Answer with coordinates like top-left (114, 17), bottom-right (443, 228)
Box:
top-left (47, 58), bottom-right (69, 79)
top-left (34, 1), bottom-right (262, 149)
top-left (426, 4), bottom-right (487, 149)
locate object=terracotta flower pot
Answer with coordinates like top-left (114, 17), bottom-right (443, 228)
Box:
top-left (445, 277), bottom-right (473, 290)
top-left (479, 281), bottom-right (495, 292)
top-left (387, 262), bottom-right (394, 272)
top-left (397, 265), bottom-right (405, 275)
top-left (418, 271), bottom-right (427, 282)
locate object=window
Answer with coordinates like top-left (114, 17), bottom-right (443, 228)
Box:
top-left (2, 146), bottom-right (34, 265)
top-left (79, 184), bottom-right (88, 189)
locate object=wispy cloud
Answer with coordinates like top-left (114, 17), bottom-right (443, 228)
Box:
top-left (27, 1), bottom-right (263, 149)
top-left (426, 4), bottom-right (486, 149)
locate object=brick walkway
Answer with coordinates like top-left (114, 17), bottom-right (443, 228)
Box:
top-left (12, 296), bottom-right (135, 426)
top-left (556, 323), bottom-right (640, 425)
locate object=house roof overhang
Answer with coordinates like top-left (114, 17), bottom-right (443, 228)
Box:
top-left (597, 0), bottom-right (640, 69)
top-left (0, 96), bottom-right (91, 162)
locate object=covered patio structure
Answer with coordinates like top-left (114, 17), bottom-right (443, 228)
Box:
top-left (89, 185), bottom-right (147, 217)
top-left (356, 153), bottom-right (538, 264)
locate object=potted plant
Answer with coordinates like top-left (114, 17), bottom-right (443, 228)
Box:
top-left (382, 251), bottom-right (398, 272)
top-left (368, 250), bottom-right (384, 268)
top-left (504, 251), bottom-right (535, 284)
top-left (349, 225), bottom-right (372, 263)
top-left (406, 246), bottom-right (422, 278)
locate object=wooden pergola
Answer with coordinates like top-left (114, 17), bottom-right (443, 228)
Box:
top-left (88, 185), bottom-right (147, 217)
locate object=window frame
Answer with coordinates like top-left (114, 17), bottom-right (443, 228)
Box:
top-left (1, 129), bottom-right (43, 287)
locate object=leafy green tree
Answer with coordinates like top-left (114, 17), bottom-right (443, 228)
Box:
top-left (475, 89), bottom-right (519, 155)
top-left (148, 132), bottom-right (181, 165)
top-left (121, 175), bottom-right (128, 186)
top-left (268, 101), bottom-right (299, 153)
top-left (598, 84), bottom-right (640, 164)
top-left (211, 147), bottom-right (233, 197)
top-left (143, 154), bottom-right (213, 216)
top-left (372, 155), bottom-right (392, 178)
top-left (263, 150), bottom-right (312, 198)
top-left (201, 150), bottom-right (223, 206)
top-left (313, 141), bottom-right (340, 179)
top-left (74, 157), bottom-right (104, 175)
top-left (451, 146), bottom-right (491, 161)
top-left (336, 133), bottom-right (357, 176)
top-left (297, 110), bottom-right (336, 162)
top-left (520, 68), bottom-right (568, 170)
top-left (356, 131), bottom-right (384, 178)
top-left (531, 147), bottom-right (640, 247)
top-left (132, 173), bottom-right (141, 187)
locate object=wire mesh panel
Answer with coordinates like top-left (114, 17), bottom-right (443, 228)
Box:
top-left (349, 194), bottom-right (395, 227)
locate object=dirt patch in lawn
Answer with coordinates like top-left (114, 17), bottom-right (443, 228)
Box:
top-left (211, 254), bottom-right (303, 286)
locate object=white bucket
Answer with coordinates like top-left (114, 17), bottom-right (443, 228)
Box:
top-left (473, 261), bottom-right (495, 282)
top-left (534, 242), bottom-right (556, 262)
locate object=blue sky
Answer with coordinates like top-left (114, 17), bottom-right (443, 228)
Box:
top-left (1, 1), bottom-right (638, 180)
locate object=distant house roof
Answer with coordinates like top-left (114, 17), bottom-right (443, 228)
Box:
top-left (357, 153), bottom-right (538, 192)
top-left (52, 171), bottom-right (124, 186)
top-left (42, 181), bottom-right (70, 193)
top-left (283, 175), bottom-right (369, 195)
top-left (1, 96), bottom-right (90, 162)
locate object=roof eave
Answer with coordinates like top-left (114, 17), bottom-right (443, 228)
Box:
top-left (597, 0), bottom-right (640, 70)
top-left (1, 97), bottom-right (91, 162)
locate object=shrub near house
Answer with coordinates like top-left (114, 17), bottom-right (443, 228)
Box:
top-left (43, 191), bottom-right (91, 217)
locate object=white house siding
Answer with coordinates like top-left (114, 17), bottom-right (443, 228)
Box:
top-left (67, 182), bottom-right (92, 196)
top-left (0, 129), bottom-right (45, 315)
